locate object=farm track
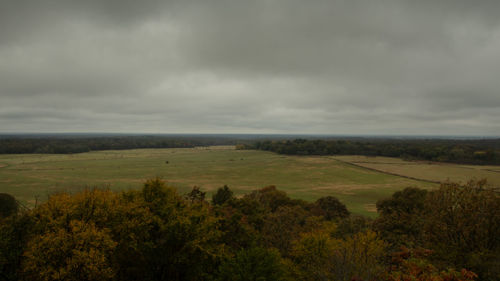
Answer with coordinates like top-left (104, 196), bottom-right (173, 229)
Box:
top-left (485, 169), bottom-right (500, 174)
top-left (333, 158), bottom-right (441, 184)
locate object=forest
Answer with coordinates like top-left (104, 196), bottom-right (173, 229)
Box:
top-left (1, 179), bottom-right (498, 281)
top-left (2, 135), bottom-right (500, 166)
top-left (0, 135), bottom-right (240, 154)
top-left (243, 139), bottom-right (500, 165)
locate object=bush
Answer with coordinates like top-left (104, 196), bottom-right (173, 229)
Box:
top-left (212, 185), bottom-right (233, 205)
top-left (0, 193), bottom-right (18, 218)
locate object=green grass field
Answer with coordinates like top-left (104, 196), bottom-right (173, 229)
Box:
top-left (5, 146), bottom-right (495, 217)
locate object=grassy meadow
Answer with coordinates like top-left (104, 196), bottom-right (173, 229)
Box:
top-left (333, 155), bottom-right (500, 186)
top-left (3, 146), bottom-right (496, 217)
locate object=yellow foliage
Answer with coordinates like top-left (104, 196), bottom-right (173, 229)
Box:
top-left (332, 230), bottom-right (387, 281)
top-left (291, 229), bottom-right (386, 281)
top-left (21, 188), bottom-right (155, 280)
top-left (22, 220), bottom-right (117, 281)
top-left (30, 189), bottom-right (120, 231)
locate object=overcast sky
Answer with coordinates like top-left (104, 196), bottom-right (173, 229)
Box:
top-left (1, 0), bottom-right (499, 135)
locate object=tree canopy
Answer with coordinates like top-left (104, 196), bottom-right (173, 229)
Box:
top-left (1, 179), bottom-right (497, 280)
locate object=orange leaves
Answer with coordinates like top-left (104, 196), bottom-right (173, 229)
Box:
top-left (290, 229), bottom-right (386, 281)
top-left (384, 247), bottom-right (478, 281)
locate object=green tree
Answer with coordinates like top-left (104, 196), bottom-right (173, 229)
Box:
top-left (186, 186), bottom-right (206, 203)
top-left (0, 193), bottom-right (18, 219)
top-left (217, 247), bottom-right (287, 281)
top-left (136, 179), bottom-right (225, 280)
top-left (374, 187), bottom-right (427, 248)
top-left (333, 215), bottom-right (372, 239)
top-left (0, 214), bottom-right (33, 281)
top-left (212, 185), bottom-right (233, 205)
top-left (377, 187), bottom-right (428, 216)
top-left (244, 186), bottom-right (293, 212)
top-left (311, 196), bottom-right (350, 220)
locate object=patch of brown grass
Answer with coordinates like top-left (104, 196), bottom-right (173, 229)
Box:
top-left (294, 157), bottom-right (336, 164)
top-left (364, 203), bottom-right (377, 213)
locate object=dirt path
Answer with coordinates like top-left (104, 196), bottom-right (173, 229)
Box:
top-left (484, 169), bottom-right (500, 174)
top-left (333, 158), bottom-right (441, 185)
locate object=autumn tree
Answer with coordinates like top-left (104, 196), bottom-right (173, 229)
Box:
top-left (383, 247), bottom-right (477, 281)
top-left (3, 177), bottom-right (497, 281)
top-left (22, 221), bottom-right (117, 281)
top-left (374, 187), bottom-right (428, 248)
top-left (185, 186), bottom-right (206, 203)
top-left (261, 205), bottom-right (312, 256)
top-left (217, 247), bottom-right (287, 281)
top-left (329, 230), bottom-right (387, 281)
top-left (291, 227), bottom-right (386, 281)
top-left (18, 189), bottom-right (141, 280)
top-left (423, 180), bottom-right (500, 280)
top-left (17, 179), bottom-right (227, 281)
top-left (214, 204), bottom-right (259, 251)
top-left (290, 228), bottom-right (338, 281)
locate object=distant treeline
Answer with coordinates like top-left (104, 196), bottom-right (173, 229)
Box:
top-left (0, 136), bottom-right (241, 154)
top-left (3, 135), bottom-right (500, 165)
top-left (243, 138), bottom-right (500, 165)
top-left (1, 179), bottom-right (498, 280)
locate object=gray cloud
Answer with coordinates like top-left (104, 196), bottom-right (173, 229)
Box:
top-left (0, 0), bottom-right (499, 135)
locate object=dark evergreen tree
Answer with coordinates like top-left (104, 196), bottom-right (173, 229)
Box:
top-left (312, 196), bottom-right (349, 220)
top-left (212, 185), bottom-right (233, 205)
top-left (0, 193), bottom-right (18, 218)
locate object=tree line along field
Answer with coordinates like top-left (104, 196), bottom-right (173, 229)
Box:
top-left (1, 146), bottom-right (499, 216)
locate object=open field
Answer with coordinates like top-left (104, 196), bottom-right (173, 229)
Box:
top-left (4, 146), bottom-right (496, 217)
top-left (333, 155), bottom-right (500, 186)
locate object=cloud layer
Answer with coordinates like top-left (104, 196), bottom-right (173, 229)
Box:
top-left (1, 0), bottom-right (499, 135)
